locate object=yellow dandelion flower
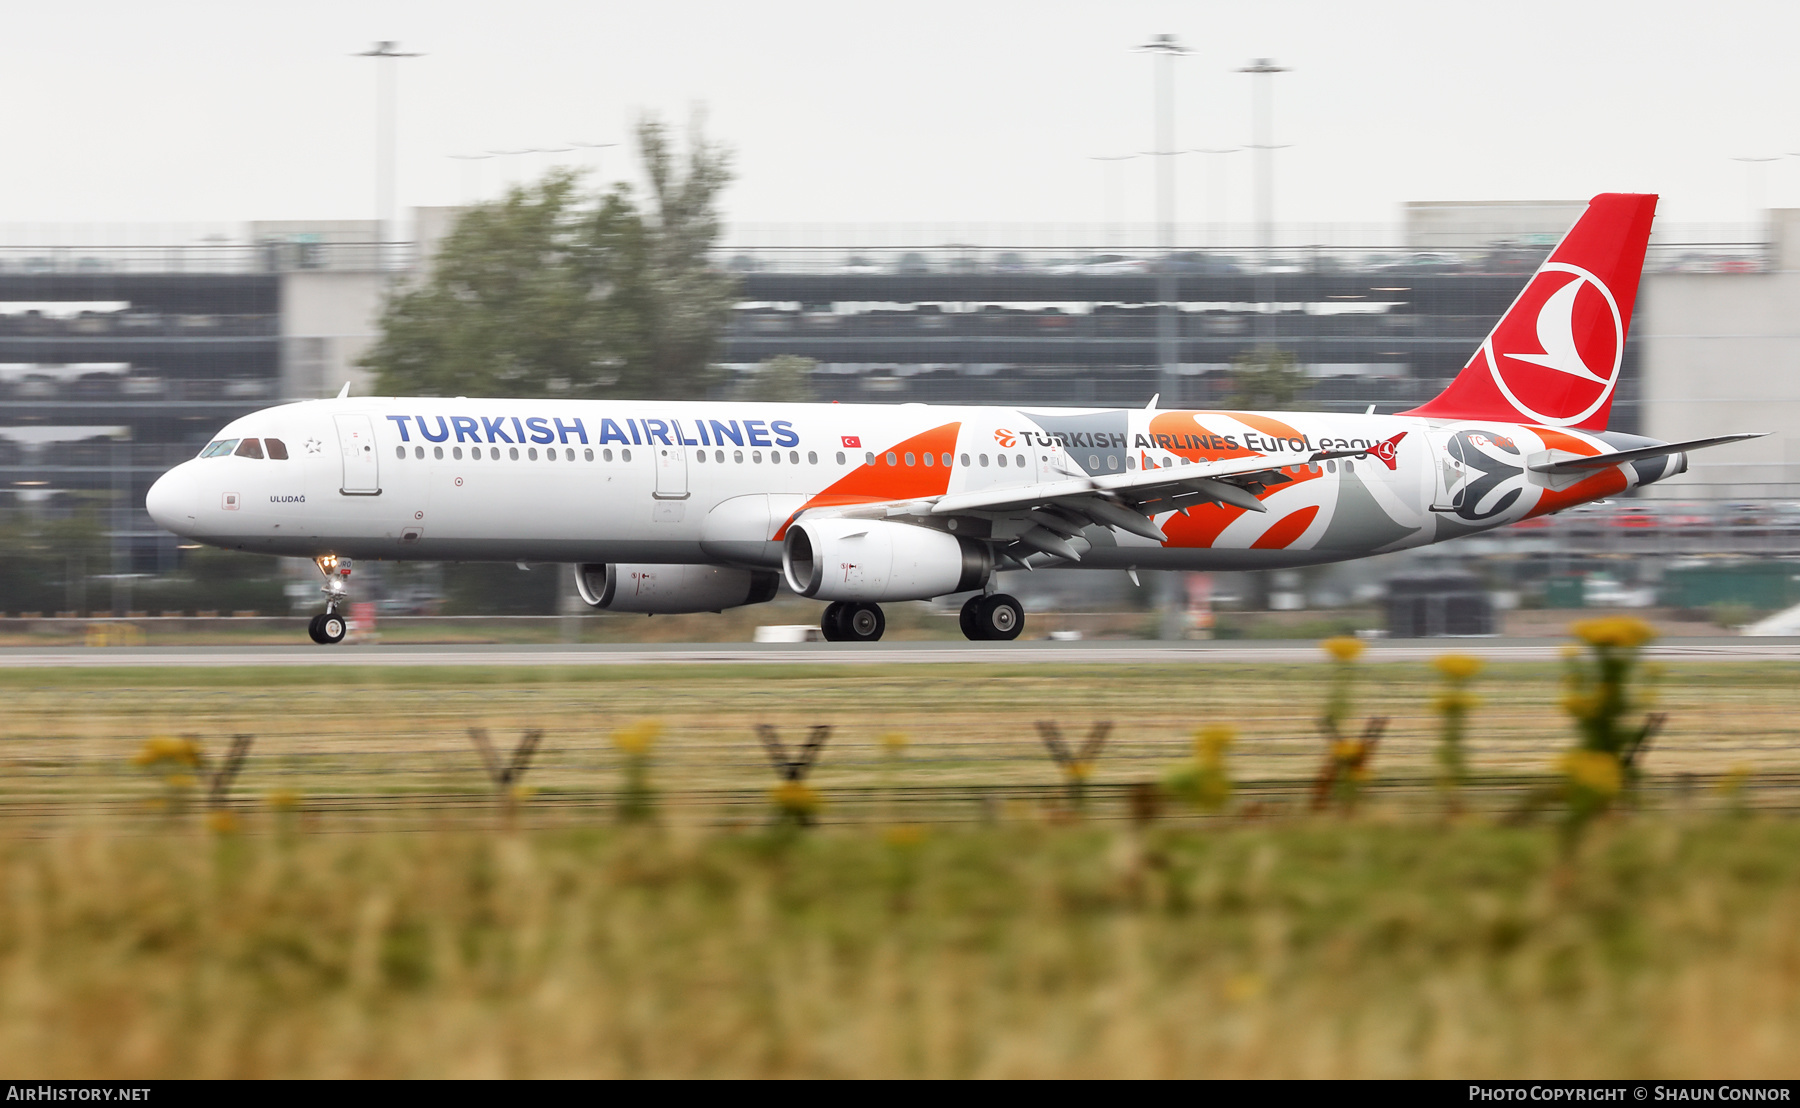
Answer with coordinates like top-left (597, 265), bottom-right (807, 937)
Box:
top-left (771, 780), bottom-right (821, 815)
top-left (133, 735), bottom-right (201, 767)
top-left (265, 789), bottom-right (302, 812)
top-left (1432, 653), bottom-right (1484, 681)
top-left (612, 720), bottom-right (663, 755)
top-left (1321, 635), bottom-right (1365, 663)
top-left (204, 810), bottom-right (239, 835)
top-left (1064, 760), bottom-right (1092, 782)
top-left (1332, 738), bottom-right (1364, 763)
top-left (880, 731), bottom-right (909, 753)
top-left (1193, 723), bottom-right (1236, 761)
top-left (1572, 616), bottom-right (1656, 650)
top-left (1560, 750), bottom-right (1622, 796)
top-left (164, 773), bottom-right (198, 792)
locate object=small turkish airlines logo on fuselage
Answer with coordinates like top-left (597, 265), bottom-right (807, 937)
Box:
top-left (994, 429), bottom-right (1017, 448)
top-left (1483, 261), bottom-right (1623, 427)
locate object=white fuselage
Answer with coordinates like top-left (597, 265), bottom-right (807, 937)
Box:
top-left (146, 396), bottom-right (1669, 574)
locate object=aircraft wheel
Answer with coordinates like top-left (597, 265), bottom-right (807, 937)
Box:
top-left (842, 602), bottom-right (886, 642)
top-left (959, 595), bottom-right (987, 640)
top-left (318, 612), bottom-right (347, 645)
top-left (307, 614), bottom-right (328, 644)
top-left (975, 594), bottom-right (1024, 641)
top-left (820, 601), bottom-right (849, 641)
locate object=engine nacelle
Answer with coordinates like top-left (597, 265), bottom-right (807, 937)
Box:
top-left (782, 518), bottom-right (990, 602)
top-left (575, 563), bottom-right (780, 614)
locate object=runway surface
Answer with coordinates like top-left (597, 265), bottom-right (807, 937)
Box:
top-left (2, 638), bottom-right (1799, 668)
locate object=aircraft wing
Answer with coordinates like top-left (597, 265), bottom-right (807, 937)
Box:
top-left (793, 449), bottom-right (1325, 561)
top-left (1525, 432), bottom-right (1767, 475)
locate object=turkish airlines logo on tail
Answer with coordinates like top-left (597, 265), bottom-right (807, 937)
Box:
top-left (1482, 262), bottom-right (1623, 426)
top-left (1369, 432), bottom-right (1406, 471)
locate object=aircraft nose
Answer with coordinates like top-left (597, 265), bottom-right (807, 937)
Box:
top-left (145, 465), bottom-right (197, 534)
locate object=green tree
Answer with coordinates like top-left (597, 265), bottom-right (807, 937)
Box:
top-left (363, 116), bottom-right (737, 400)
top-left (0, 502), bottom-right (109, 614)
top-left (1227, 345), bottom-right (1307, 411)
top-left (740, 355), bottom-right (816, 402)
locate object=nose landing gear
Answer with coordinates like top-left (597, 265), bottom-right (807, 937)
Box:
top-left (308, 612), bottom-right (347, 645)
top-left (308, 554), bottom-right (351, 645)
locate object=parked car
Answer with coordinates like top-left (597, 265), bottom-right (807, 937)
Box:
top-left (1051, 254), bottom-right (1147, 275)
top-left (1163, 251), bottom-right (1241, 275)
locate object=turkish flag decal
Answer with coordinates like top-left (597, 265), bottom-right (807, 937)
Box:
top-left (841, 435), bottom-right (861, 448)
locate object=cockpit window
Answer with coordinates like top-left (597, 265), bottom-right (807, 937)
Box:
top-left (265, 438), bottom-right (288, 460)
top-left (234, 438), bottom-right (264, 459)
top-left (199, 439), bottom-right (240, 458)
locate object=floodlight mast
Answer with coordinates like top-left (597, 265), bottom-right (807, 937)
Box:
top-left (1238, 57), bottom-right (1291, 344)
top-left (1138, 33), bottom-right (1188, 641)
top-left (1137, 33), bottom-right (1188, 409)
top-left (356, 41), bottom-right (423, 273)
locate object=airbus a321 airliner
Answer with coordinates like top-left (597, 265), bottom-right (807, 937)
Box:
top-left (146, 193), bottom-right (1758, 644)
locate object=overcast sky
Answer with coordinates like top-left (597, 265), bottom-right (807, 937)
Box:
top-left (3, 0), bottom-right (1798, 235)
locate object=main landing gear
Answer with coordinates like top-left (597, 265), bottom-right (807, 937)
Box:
top-left (821, 600), bottom-right (886, 642)
top-left (960, 593), bottom-right (1024, 641)
top-left (307, 554), bottom-right (351, 645)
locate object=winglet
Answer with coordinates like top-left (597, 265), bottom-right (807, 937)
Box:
top-left (336, 381), bottom-right (351, 399)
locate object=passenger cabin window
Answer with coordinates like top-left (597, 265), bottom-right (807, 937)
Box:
top-left (234, 438), bottom-right (263, 459)
top-left (265, 438), bottom-right (288, 460)
top-left (835, 451), bottom-right (846, 465)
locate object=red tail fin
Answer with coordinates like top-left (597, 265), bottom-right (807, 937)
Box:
top-left (1401, 193), bottom-right (1657, 430)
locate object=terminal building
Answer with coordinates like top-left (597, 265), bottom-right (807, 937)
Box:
top-left (0, 202), bottom-right (1789, 588)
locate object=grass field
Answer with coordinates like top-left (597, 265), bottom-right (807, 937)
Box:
top-left (0, 660), bottom-right (1797, 1076)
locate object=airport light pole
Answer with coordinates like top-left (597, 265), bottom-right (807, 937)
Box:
top-left (1138, 33), bottom-right (1188, 410)
top-left (1190, 148), bottom-right (1240, 248)
top-left (1238, 58), bottom-right (1291, 257)
top-left (1087, 154), bottom-right (1138, 248)
top-left (1138, 33), bottom-right (1188, 641)
top-left (356, 41), bottom-right (422, 273)
top-left (1238, 58), bottom-right (1291, 342)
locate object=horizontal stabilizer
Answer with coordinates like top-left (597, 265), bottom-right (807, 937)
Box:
top-left (1525, 433), bottom-right (1766, 475)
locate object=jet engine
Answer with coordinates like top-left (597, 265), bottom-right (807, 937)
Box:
top-left (782, 518), bottom-right (990, 602)
top-left (574, 563), bottom-right (781, 614)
